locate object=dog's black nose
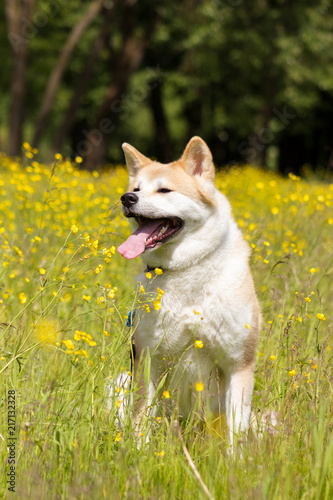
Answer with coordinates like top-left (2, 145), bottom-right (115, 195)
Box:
top-left (121, 192), bottom-right (139, 208)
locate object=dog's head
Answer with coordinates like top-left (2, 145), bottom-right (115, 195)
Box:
top-left (118, 137), bottom-right (230, 269)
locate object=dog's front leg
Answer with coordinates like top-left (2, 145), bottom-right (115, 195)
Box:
top-left (225, 362), bottom-right (255, 445)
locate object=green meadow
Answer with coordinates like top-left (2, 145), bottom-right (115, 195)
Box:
top-left (0, 151), bottom-right (332, 499)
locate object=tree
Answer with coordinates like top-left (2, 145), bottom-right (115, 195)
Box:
top-left (5, 0), bottom-right (34, 156)
top-left (51, 5), bottom-right (115, 154)
top-left (81, 1), bottom-right (159, 170)
top-left (32, 0), bottom-right (104, 148)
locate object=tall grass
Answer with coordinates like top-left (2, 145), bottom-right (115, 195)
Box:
top-left (0, 149), bottom-right (332, 499)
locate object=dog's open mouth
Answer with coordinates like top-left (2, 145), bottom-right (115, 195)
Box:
top-left (118, 215), bottom-right (183, 259)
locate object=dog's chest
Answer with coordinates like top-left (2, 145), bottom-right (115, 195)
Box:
top-left (135, 269), bottom-right (251, 367)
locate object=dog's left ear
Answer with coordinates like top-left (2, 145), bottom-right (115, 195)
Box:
top-left (122, 143), bottom-right (151, 177)
top-left (181, 137), bottom-right (215, 182)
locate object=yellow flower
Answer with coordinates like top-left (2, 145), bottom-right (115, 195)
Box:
top-left (195, 382), bottom-right (204, 392)
top-left (54, 153), bottom-right (62, 161)
top-left (71, 225), bottom-right (78, 234)
top-left (245, 324), bottom-right (251, 329)
top-left (316, 313), bottom-right (326, 321)
top-left (195, 340), bottom-right (204, 349)
top-left (75, 156), bottom-right (83, 163)
top-left (39, 268), bottom-right (46, 275)
top-left (74, 331), bottom-right (82, 341)
top-left (62, 339), bottom-right (75, 350)
top-left (146, 272), bottom-right (152, 279)
top-left (19, 292), bottom-right (27, 304)
top-left (83, 295), bottom-right (91, 302)
top-left (163, 391), bottom-right (170, 399)
top-left (155, 268), bottom-right (163, 275)
top-left (270, 355), bottom-right (277, 361)
top-left (115, 432), bottom-right (122, 442)
top-left (103, 330), bottom-right (110, 336)
top-left (288, 370), bottom-right (297, 377)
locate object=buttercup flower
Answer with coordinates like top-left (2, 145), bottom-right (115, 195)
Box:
top-left (195, 382), bottom-right (204, 392)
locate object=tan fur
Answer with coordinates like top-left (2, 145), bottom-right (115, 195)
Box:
top-left (115, 137), bottom-right (261, 446)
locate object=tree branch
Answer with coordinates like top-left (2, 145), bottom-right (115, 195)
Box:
top-left (32, 0), bottom-right (104, 147)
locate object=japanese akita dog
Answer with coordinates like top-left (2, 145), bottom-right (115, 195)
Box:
top-left (117, 136), bottom-right (261, 443)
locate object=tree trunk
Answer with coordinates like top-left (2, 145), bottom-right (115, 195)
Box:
top-left (243, 105), bottom-right (272, 166)
top-left (149, 79), bottom-right (173, 162)
top-left (32, 0), bottom-right (104, 148)
top-left (5, 0), bottom-right (34, 156)
top-left (80, 3), bottom-right (158, 170)
top-left (51, 8), bottom-right (114, 154)
top-left (82, 36), bottom-right (146, 169)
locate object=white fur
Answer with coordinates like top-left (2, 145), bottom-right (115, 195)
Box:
top-left (118, 138), bottom-right (261, 444)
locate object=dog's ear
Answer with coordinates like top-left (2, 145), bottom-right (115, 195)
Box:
top-left (181, 137), bottom-right (215, 182)
top-left (122, 143), bottom-right (150, 177)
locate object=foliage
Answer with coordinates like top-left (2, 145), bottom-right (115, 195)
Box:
top-left (0, 149), bottom-right (332, 498)
top-left (1, 1), bottom-right (333, 169)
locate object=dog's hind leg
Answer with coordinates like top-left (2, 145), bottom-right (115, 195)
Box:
top-left (225, 361), bottom-right (255, 445)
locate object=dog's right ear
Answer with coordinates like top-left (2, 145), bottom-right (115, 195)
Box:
top-left (122, 143), bottom-right (150, 177)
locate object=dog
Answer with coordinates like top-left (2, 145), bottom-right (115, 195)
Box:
top-left (116, 136), bottom-right (261, 444)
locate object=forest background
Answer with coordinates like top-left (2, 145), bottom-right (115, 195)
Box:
top-left (1, 0), bottom-right (333, 173)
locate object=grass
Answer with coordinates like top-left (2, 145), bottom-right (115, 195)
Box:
top-left (0, 146), bottom-right (332, 499)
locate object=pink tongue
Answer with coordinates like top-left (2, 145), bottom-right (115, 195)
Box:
top-left (117, 219), bottom-right (165, 259)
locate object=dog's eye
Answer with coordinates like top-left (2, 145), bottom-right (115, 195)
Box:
top-left (158, 188), bottom-right (172, 193)
top-left (133, 188), bottom-right (140, 192)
